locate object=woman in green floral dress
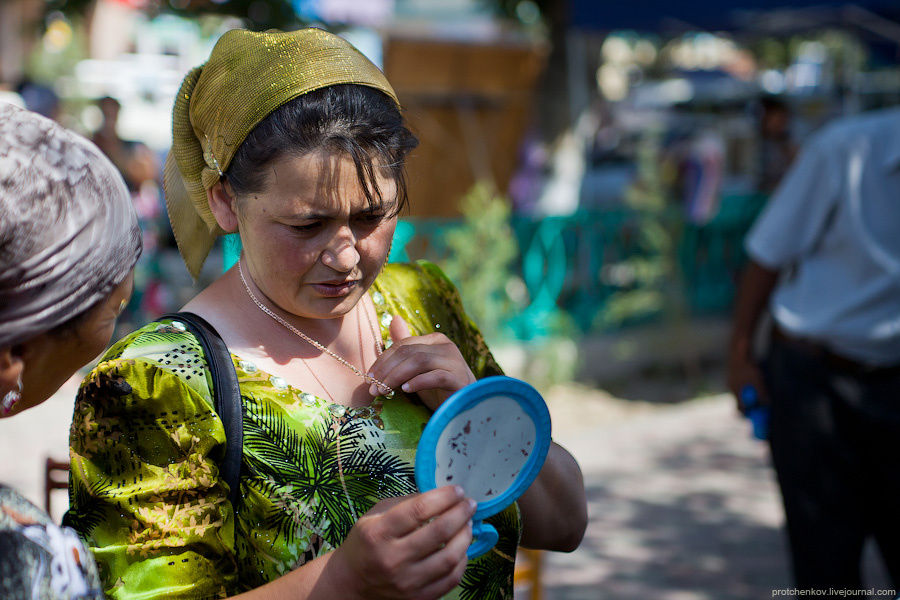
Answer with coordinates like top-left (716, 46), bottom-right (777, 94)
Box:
top-left (65, 28), bottom-right (587, 600)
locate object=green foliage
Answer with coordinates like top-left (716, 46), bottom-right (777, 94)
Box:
top-left (597, 129), bottom-right (686, 329)
top-left (478, 0), bottom-right (546, 22)
top-left (751, 38), bottom-right (789, 70)
top-left (171, 0), bottom-right (301, 30)
top-left (47, 0), bottom-right (95, 18)
top-left (50, 0), bottom-right (303, 31)
top-left (752, 30), bottom-right (867, 73)
top-left (438, 183), bottom-right (579, 386)
top-left (439, 182), bottom-right (523, 342)
top-left (26, 17), bottom-right (87, 86)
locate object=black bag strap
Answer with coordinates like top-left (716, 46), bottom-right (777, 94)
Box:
top-left (161, 312), bottom-right (243, 509)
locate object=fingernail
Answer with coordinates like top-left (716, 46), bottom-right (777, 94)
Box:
top-left (401, 383), bottom-right (410, 392)
top-left (467, 498), bottom-right (477, 512)
top-left (368, 384), bottom-right (377, 396)
top-left (454, 485), bottom-right (464, 498)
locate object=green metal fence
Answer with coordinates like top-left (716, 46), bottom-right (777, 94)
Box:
top-left (391, 194), bottom-right (768, 338)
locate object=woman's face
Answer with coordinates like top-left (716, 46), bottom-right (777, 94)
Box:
top-left (237, 152), bottom-right (397, 321)
top-left (2, 271), bottom-right (134, 417)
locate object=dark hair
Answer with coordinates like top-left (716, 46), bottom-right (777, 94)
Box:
top-left (98, 96), bottom-right (121, 110)
top-left (225, 84), bottom-right (418, 214)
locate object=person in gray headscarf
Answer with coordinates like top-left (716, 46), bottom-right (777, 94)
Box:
top-left (0, 102), bottom-right (141, 599)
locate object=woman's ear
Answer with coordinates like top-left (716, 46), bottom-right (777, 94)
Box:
top-left (0, 346), bottom-right (24, 398)
top-left (207, 180), bottom-right (239, 233)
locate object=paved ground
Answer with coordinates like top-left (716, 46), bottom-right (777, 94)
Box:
top-left (1, 379), bottom-right (892, 599)
top-left (531, 394), bottom-right (789, 599)
top-left (532, 389), bottom-right (893, 600)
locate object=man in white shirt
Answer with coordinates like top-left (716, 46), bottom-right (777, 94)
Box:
top-left (728, 107), bottom-right (900, 593)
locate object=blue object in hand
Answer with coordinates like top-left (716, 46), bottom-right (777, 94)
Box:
top-left (740, 385), bottom-right (769, 440)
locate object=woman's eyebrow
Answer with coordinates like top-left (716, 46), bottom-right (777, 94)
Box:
top-left (281, 207), bottom-right (337, 220)
top-left (356, 204), bottom-right (388, 214)
top-left (286, 212), bottom-right (328, 220)
top-left (282, 204), bottom-right (386, 220)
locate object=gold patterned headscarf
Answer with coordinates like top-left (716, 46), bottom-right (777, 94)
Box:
top-left (164, 28), bottom-right (400, 278)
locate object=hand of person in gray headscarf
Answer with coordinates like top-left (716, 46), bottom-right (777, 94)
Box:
top-left (0, 102), bottom-right (142, 416)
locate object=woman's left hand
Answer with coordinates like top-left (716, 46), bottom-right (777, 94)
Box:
top-left (367, 315), bottom-right (475, 411)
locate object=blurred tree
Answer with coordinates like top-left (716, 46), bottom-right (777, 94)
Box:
top-left (26, 13), bottom-right (87, 87)
top-left (439, 182), bottom-right (523, 343)
top-left (599, 128), bottom-right (679, 328)
top-left (49, 0), bottom-right (303, 30)
top-left (47, 0), bottom-right (94, 17)
top-left (598, 128), bottom-right (702, 378)
top-left (169, 0), bottom-right (300, 29)
top-left (439, 181), bottom-right (578, 387)
top-left (751, 37), bottom-right (789, 70)
top-left (481, 0), bottom-right (548, 27)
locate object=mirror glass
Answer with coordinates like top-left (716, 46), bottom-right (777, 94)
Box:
top-left (434, 395), bottom-right (536, 503)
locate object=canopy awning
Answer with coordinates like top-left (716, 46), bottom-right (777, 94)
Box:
top-left (570, 0), bottom-right (900, 35)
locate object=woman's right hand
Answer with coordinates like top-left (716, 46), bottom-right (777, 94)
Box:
top-left (331, 485), bottom-right (476, 600)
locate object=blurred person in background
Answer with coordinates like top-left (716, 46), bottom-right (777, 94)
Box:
top-left (728, 106), bottom-right (900, 593)
top-left (92, 95), bottom-right (172, 330)
top-left (755, 95), bottom-right (797, 194)
top-left (64, 27), bottom-right (587, 600)
top-left (91, 96), bottom-right (159, 193)
top-left (681, 129), bottom-right (725, 224)
top-left (0, 102), bottom-right (141, 599)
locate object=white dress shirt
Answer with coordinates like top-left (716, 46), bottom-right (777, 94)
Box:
top-left (746, 107), bottom-right (900, 366)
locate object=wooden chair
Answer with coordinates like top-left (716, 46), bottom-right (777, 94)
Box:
top-left (44, 457), bottom-right (70, 515)
top-left (514, 548), bottom-right (544, 600)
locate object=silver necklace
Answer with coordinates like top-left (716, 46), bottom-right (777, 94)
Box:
top-left (237, 260), bottom-right (394, 396)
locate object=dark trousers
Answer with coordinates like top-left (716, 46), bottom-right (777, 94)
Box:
top-left (764, 336), bottom-right (900, 593)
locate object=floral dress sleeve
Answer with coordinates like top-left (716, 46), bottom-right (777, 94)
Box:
top-left (64, 323), bottom-right (237, 600)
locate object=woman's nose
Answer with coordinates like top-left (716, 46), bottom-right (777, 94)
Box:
top-left (321, 229), bottom-right (360, 272)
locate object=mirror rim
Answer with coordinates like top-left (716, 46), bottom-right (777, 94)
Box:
top-left (415, 375), bottom-right (552, 520)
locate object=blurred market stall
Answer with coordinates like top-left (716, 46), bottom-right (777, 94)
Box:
top-left (2, 0), bottom-right (899, 375)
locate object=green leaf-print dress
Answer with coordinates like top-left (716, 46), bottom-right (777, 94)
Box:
top-left (65, 262), bottom-right (521, 599)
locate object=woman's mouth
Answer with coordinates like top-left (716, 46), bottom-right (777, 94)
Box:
top-left (312, 280), bottom-right (359, 297)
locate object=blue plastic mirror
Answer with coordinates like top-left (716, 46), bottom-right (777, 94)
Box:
top-left (415, 376), bottom-right (552, 558)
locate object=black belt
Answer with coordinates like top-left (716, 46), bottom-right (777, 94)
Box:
top-left (771, 326), bottom-right (900, 377)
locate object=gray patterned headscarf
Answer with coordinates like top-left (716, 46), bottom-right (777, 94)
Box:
top-left (0, 103), bottom-right (142, 347)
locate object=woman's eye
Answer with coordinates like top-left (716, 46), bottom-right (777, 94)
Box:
top-left (356, 213), bottom-right (386, 225)
top-left (291, 222), bottom-right (321, 233)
